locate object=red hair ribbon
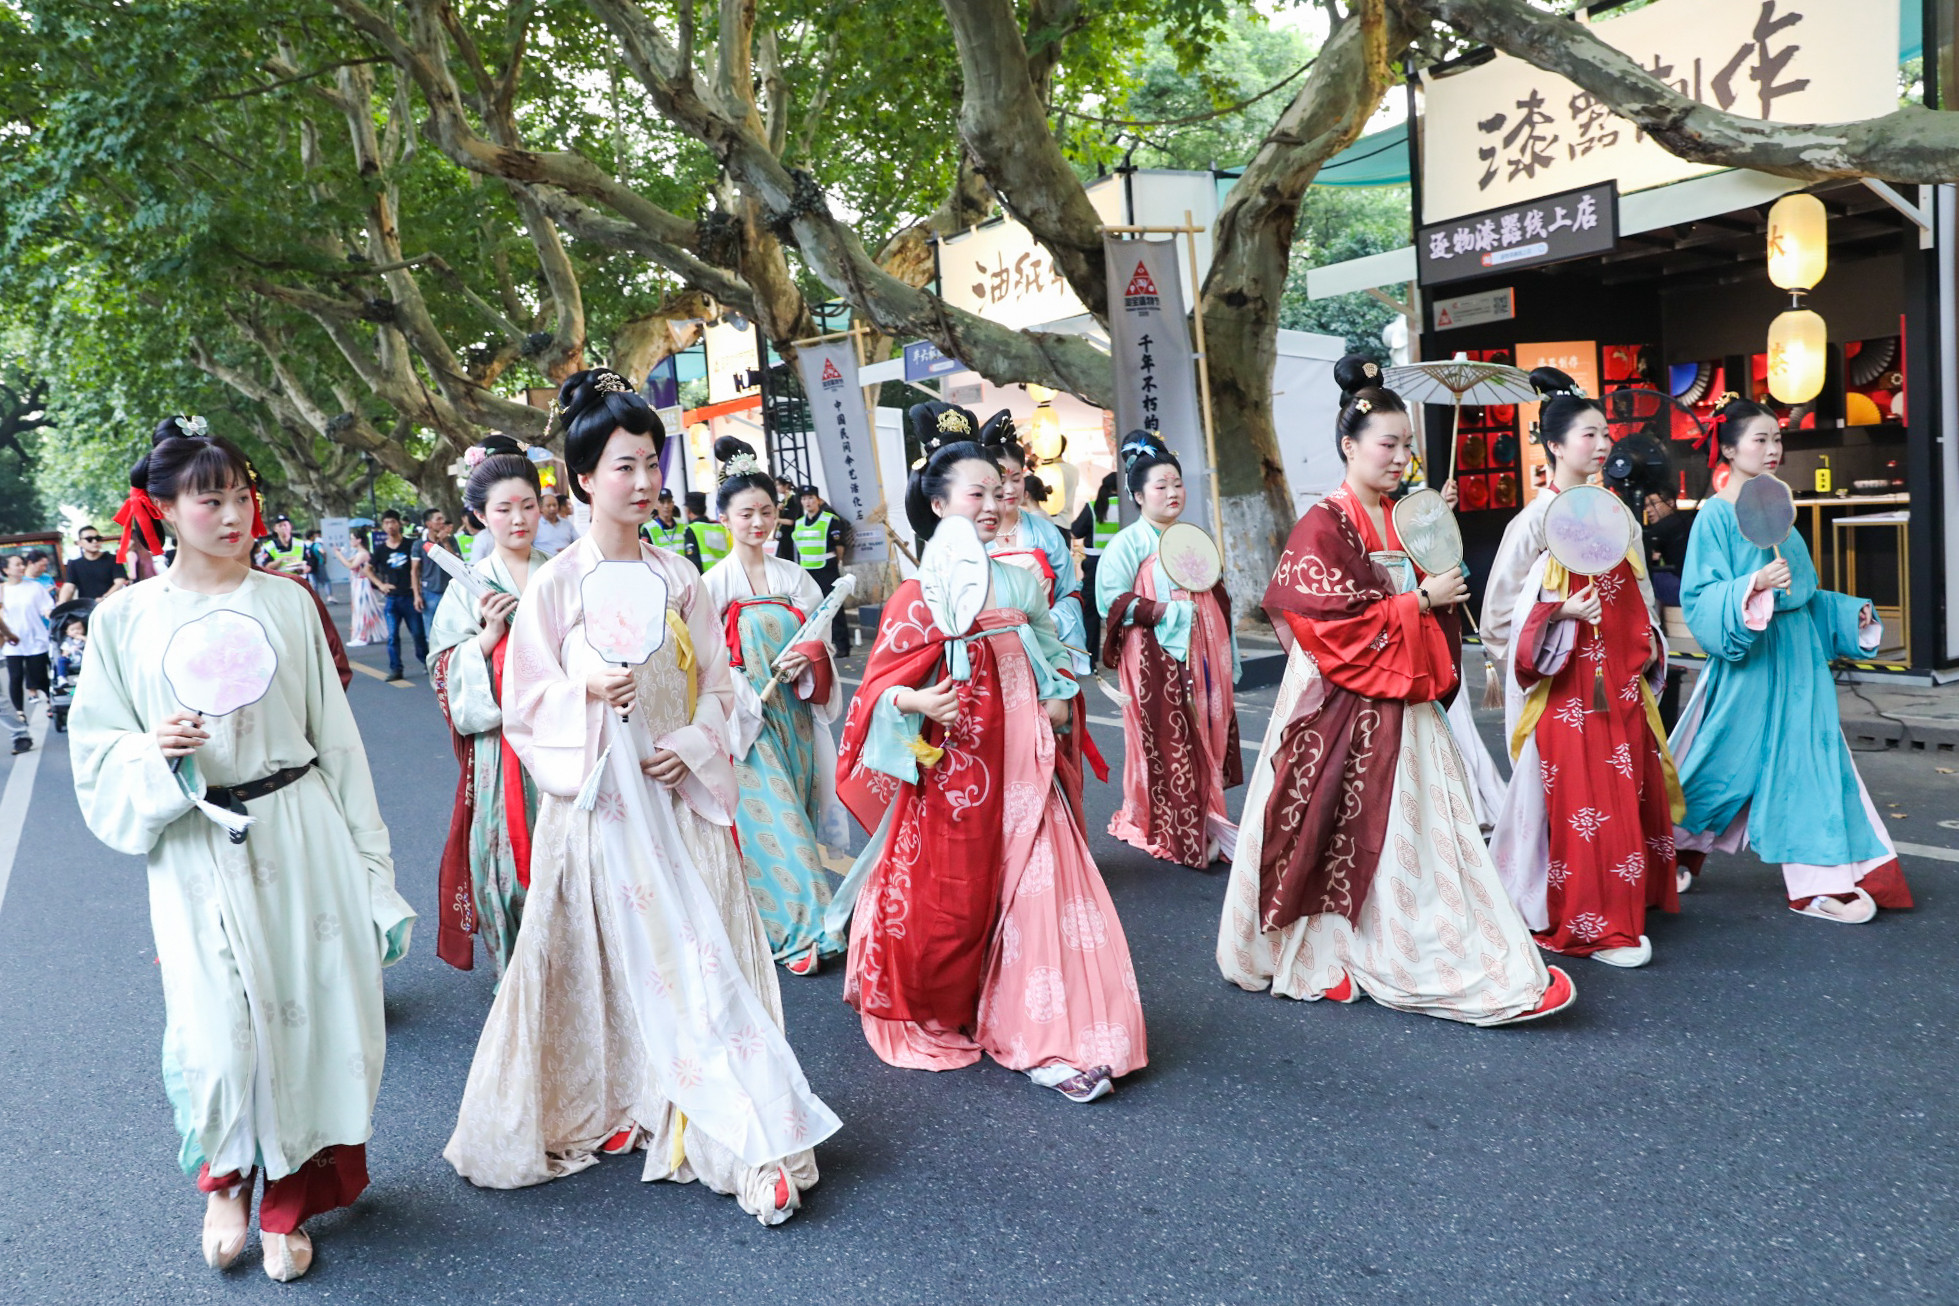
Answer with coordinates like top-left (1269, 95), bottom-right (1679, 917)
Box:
top-left (112, 489), bottom-right (166, 564)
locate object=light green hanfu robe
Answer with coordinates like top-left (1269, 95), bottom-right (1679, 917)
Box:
top-left (70, 571), bottom-right (414, 1182)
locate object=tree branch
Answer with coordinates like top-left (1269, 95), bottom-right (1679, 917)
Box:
top-left (1403, 0), bottom-right (1959, 182)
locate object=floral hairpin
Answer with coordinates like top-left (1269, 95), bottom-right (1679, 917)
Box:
top-left (722, 451), bottom-right (764, 477)
top-left (592, 372), bottom-right (631, 396)
top-left (1362, 362), bottom-right (1379, 379)
top-left (181, 414), bottom-right (209, 438)
top-left (936, 409), bottom-right (971, 435)
top-left (1353, 398), bottom-right (1373, 414)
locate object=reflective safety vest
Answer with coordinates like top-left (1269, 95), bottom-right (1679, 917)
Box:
top-left (263, 537), bottom-right (307, 575)
top-left (792, 511), bottom-right (838, 570)
top-left (1088, 503), bottom-right (1120, 555)
top-left (643, 518), bottom-right (686, 550)
top-left (687, 519), bottom-right (731, 565)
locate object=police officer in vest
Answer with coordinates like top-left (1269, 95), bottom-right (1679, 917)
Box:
top-left (1070, 472), bottom-right (1121, 666)
top-left (681, 490), bottom-right (731, 573)
top-left (257, 514), bottom-right (309, 579)
top-left (782, 484), bottom-right (852, 657)
top-left (643, 488), bottom-right (687, 551)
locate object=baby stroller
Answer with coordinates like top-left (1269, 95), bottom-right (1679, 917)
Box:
top-left (47, 598), bottom-right (94, 733)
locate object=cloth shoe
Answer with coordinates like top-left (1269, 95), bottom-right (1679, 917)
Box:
top-left (201, 1184), bottom-right (250, 1270)
top-left (1590, 936), bottom-right (1653, 969)
top-left (1495, 966), bottom-right (1577, 1025)
top-left (1790, 887), bottom-right (1877, 924)
top-left (262, 1228), bottom-right (313, 1282)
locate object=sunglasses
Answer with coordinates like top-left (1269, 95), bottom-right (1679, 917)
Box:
top-left (79, 536), bottom-right (101, 544)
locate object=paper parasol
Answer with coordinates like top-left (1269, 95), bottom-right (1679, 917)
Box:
top-left (919, 515), bottom-right (992, 638)
top-left (163, 610), bottom-right (278, 719)
top-left (1381, 357), bottom-right (1542, 483)
top-left (580, 560), bottom-right (671, 666)
top-left (1734, 473), bottom-right (1797, 551)
top-left (1158, 522), bottom-right (1222, 592)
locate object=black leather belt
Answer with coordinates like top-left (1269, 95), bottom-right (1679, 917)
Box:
top-left (204, 763), bottom-right (314, 842)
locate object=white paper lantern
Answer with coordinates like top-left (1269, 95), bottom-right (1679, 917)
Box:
top-left (1766, 193), bottom-right (1828, 292)
top-left (1767, 308), bottom-right (1827, 404)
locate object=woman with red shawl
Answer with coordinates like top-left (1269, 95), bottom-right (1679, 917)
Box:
top-left (1217, 357), bottom-right (1575, 1026)
top-left (831, 403), bottom-right (1145, 1104)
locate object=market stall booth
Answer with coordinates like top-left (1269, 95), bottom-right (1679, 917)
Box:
top-left (1304, 0), bottom-right (1954, 676)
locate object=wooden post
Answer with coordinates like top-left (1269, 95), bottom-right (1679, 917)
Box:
top-left (1183, 210), bottom-right (1226, 558)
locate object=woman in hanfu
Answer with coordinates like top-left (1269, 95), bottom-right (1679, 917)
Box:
top-left (1217, 356), bottom-right (1574, 1026)
top-left (443, 370), bottom-right (838, 1226)
top-left (426, 438), bottom-right (548, 979)
top-left (333, 527), bottom-right (385, 647)
top-left (702, 436), bottom-right (851, 977)
top-left (1669, 397), bottom-right (1912, 923)
top-left (973, 409), bottom-right (1107, 819)
top-left (834, 407), bottom-right (1147, 1104)
top-left (71, 424), bottom-right (415, 1282)
top-left (1093, 429), bottom-right (1241, 868)
top-left (1484, 368), bottom-right (1682, 968)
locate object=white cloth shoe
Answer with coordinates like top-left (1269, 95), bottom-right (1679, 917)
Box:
top-left (1791, 887), bottom-right (1877, 925)
top-left (262, 1228), bottom-right (313, 1282)
top-left (200, 1186), bottom-right (249, 1270)
top-left (1676, 867), bottom-right (1695, 894)
top-left (1591, 936), bottom-right (1653, 968)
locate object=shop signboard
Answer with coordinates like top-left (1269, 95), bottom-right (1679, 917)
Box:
top-left (1417, 182), bottom-right (1618, 286)
top-left (940, 179), bottom-right (1126, 330)
top-left (1103, 235), bottom-right (1211, 533)
top-left (1420, 0), bottom-right (1900, 225)
top-left (1515, 342), bottom-right (1601, 495)
top-left (1432, 286), bottom-right (1518, 331)
top-left (902, 340), bottom-right (963, 382)
top-left (704, 315), bottom-right (760, 404)
top-left (792, 341), bottom-right (889, 565)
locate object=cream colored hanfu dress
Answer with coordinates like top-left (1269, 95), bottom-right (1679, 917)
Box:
top-left (442, 538), bottom-right (840, 1225)
top-left (70, 571), bottom-right (415, 1216)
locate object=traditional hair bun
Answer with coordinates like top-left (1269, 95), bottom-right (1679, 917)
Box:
top-left (557, 367), bottom-right (663, 503)
top-left (905, 400), bottom-right (982, 462)
top-left (978, 410), bottom-right (1020, 452)
top-left (1333, 353), bottom-right (1385, 397)
top-left (711, 435), bottom-right (773, 515)
top-left (1529, 366), bottom-right (1584, 399)
top-left (712, 435), bottom-right (754, 463)
top-left (1118, 428), bottom-right (1172, 473)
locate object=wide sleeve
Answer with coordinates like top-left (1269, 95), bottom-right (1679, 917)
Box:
top-left (1035, 516), bottom-right (1090, 669)
top-left (1812, 587), bottom-right (1883, 660)
top-left (656, 563), bottom-right (739, 825)
top-left (302, 587), bottom-right (415, 965)
top-left (1287, 592), bottom-right (1454, 702)
top-left (997, 564), bottom-right (1079, 700)
top-left (503, 563), bottom-right (594, 798)
top-left (1681, 508), bottom-right (1776, 663)
top-left (1094, 524), bottom-right (1146, 620)
top-left (1479, 502), bottom-right (1542, 677)
top-left (789, 567), bottom-right (842, 720)
top-left (68, 600), bottom-right (199, 857)
top-left (429, 586), bottom-right (501, 736)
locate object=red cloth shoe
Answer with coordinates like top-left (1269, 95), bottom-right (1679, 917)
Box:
top-left (786, 946), bottom-right (821, 977)
top-left (1497, 966), bottom-right (1576, 1025)
top-left (1322, 972), bottom-right (1358, 1003)
top-left (600, 1126), bottom-right (638, 1155)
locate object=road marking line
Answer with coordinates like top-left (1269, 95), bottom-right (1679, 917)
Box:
top-left (0, 704), bottom-right (51, 921)
top-left (349, 661), bottom-right (415, 688)
top-left (1895, 841), bottom-right (1959, 864)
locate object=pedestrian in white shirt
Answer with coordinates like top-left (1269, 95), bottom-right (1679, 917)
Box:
top-left (2, 552), bottom-right (55, 753)
top-left (531, 491), bottom-right (582, 556)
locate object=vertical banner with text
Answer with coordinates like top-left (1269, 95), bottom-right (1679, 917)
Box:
top-left (794, 341), bottom-right (889, 564)
top-left (1103, 236), bottom-right (1210, 532)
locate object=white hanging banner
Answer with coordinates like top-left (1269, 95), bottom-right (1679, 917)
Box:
top-left (1420, 0), bottom-right (1900, 224)
top-left (794, 341), bottom-right (889, 565)
top-left (1102, 236), bottom-right (1211, 533)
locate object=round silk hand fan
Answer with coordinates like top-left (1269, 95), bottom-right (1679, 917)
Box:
top-left (919, 515), bottom-right (992, 638)
top-left (1394, 488), bottom-right (1496, 700)
top-left (163, 610), bottom-right (278, 721)
top-left (1158, 521), bottom-right (1222, 593)
top-left (1735, 472), bottom-right (1797, 593)
top-left (580, 560), bottom-right (672, 721)
top-left (1543, 484), bottom-right (1638, 712)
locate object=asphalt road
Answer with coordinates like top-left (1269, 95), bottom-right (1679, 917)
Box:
top-left (3, 621), bottom-right (1957, 1305)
